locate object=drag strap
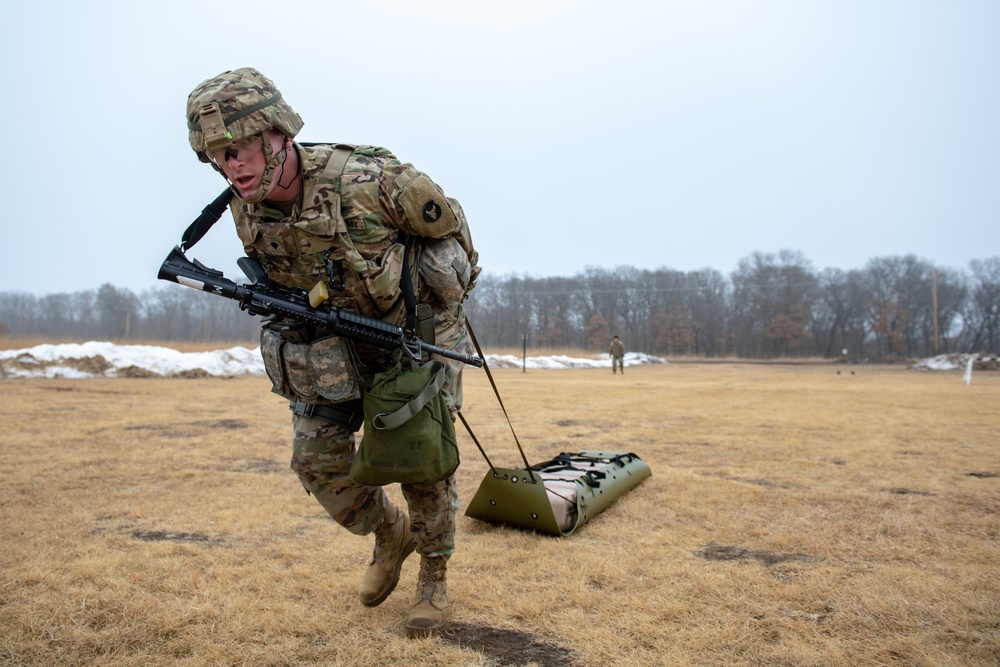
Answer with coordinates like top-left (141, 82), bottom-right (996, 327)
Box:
top-left (457, 411), bottom-right (495, 473)
top-left (457, 319), bottom-right (535, 481)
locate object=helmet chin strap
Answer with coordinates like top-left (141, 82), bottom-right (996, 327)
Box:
top-left (230, 138), bottom-right (288, 204)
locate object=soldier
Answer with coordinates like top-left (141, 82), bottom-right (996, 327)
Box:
top-left (185, 68), bottom-right (479, 637)
top-left (610, 335), bottom-right (625, 374)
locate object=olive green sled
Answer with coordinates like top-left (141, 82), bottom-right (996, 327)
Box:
top-left (464, 451), bottom-right (652, 536)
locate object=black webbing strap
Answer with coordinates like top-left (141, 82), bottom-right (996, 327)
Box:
top-left (456, 319), bottom-right (535, 481)
top-left (180, 188), bottom-right (233, 251)
top-left (399, 235), bottom-right (418, 333)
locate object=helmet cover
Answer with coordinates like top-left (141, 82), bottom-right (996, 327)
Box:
top-left (186, 67), bottom-right (303, 161)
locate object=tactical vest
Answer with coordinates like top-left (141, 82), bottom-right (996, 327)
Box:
top-left (172, 142), bottom-right (478, 414)
top-left (232, 143), bottom-right (473, 323)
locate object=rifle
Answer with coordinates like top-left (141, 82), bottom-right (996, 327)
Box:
top-left (157, 245), bottom-right (484, 368)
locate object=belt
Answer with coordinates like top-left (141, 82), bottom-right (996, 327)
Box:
top-left (290, 399), bottom-right (365, 432)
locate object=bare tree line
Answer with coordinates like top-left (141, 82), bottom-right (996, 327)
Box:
top-left (2, 251), bottom-right (998, 359)
top-left (0, 283), bottom-right (261, 343)
top-left (463, 251), bottom-right (1000, 360)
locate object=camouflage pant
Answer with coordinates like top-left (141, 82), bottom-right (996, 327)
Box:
top-left (289, 413), bottom-right (460, 558)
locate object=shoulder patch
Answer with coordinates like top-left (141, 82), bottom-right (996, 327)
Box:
top-left (396, 173), bottom-right (459, 238)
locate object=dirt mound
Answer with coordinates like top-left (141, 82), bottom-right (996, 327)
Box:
top-left (170, 368), bottom-right (214, 379)
top-left (0, 353), bottom-right (115, 378)
top-left (974, 355), bottom-right (1000, 371)
top-left (117, 365), bottom-right (162, 378)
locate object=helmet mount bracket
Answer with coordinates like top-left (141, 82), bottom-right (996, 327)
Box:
top-left (198, 103), bottom-right (232, 151)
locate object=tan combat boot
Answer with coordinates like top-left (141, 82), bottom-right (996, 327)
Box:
top-left (358, 504), bottom-right (416, 607)
top-left (404, 555), bottom-right (449, 637)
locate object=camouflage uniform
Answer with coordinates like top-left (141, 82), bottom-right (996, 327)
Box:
top-left (291, 414), bottom-right (460, 557)
top-left (186, 69), bottom-right (478, 580)
top-left (610, 337), bottom-right (625, 374)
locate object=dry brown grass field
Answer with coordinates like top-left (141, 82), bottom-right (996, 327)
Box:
top-left (1, 354), bottom-right (998, 666)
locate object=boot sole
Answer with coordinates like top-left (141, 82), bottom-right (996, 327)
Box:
top-left (404, 619), bottom-right (447, 638)
top-left (361, 538), bottom-right (416, 608)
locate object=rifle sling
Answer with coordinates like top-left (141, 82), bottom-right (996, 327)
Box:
top-left (181, 189), bottom-right (233, 251)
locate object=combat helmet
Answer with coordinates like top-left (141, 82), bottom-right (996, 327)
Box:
top-left (186, 67), bottom-right (304, 202)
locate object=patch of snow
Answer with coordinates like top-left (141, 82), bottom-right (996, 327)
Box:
top-left (1, 343), bottom-right (665, 379)
top-left (487, 351), bottom-right (665, 370)
top-left (0, 342), bottom-right (265, 379)
top-left (910, 353), bottom-right (975, 371)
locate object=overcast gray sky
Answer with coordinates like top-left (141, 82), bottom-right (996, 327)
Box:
top-left (2, 0), bottom-right (997, 296)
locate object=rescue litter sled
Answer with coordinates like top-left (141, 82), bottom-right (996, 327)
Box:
top-left (458, 325), bottom-right (652, 536)
top-left (465, 450), bottom-right (652, 537)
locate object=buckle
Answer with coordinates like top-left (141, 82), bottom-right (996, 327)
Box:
top-left (290, 400), bottom-right (316, 418)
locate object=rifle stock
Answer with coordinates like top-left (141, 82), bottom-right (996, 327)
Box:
top-left (157, 246), bottom-right (483, 368)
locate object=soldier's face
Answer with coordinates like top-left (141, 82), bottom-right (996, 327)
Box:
top-left (213, 131), bottom-right (284, 200)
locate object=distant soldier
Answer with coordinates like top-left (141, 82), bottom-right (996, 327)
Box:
top-left (184, 68), bottom-right (479, 637)
top-left (610, 335), bottom-right (625, 374)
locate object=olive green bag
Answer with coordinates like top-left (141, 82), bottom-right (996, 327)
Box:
top-left (349, 360), bottom-right (459, 486)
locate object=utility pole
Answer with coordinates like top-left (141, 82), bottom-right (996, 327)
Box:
top-left (932, 270), bottom-right (939, 355)
top-left (522, 333), bottom-right (527, 373)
